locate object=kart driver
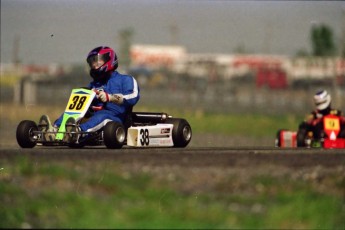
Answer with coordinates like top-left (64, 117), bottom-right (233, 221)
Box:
top-left (39, 46), bottom-right (140, 142)
top-left (297, 89), bottom-right (345, 146)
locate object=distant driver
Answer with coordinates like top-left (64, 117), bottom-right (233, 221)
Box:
top-left (297, 90), bottom-right (345, 146)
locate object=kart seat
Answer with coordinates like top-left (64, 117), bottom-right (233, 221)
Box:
top-left (123, 106), bottom-right (134, 130)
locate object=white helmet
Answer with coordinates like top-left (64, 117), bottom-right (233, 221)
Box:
top-left (314, 90), bottom-right (331, 111)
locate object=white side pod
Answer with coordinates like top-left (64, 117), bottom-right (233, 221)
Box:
top-left (127, 124), bottom-right (174, 147)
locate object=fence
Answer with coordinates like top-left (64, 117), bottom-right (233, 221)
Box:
top-left (5, 73), bottom-right (345, 116)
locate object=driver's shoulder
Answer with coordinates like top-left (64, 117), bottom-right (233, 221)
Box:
top-left (330, 109), bottom-right (342, 116)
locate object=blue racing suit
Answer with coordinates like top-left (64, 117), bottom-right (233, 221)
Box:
top-left (54, 71), bottom-right (140, 132)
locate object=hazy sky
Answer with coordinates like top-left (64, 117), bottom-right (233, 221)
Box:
top-left (1, 0), bottom-right (344, 65)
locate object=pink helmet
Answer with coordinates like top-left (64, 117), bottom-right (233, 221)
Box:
top-left (86, 46), bottom-right (118, 80)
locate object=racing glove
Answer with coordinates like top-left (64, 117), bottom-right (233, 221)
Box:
top-left (97, 91), bottom-right (124, 105)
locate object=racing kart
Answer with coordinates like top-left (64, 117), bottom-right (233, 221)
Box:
top-left (16, 88), bottom-right (192, 149)
top-left (275, 114), bottom-right (345, 149)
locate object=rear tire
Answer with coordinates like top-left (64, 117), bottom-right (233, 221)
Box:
top-left (103, 121), bottom-right (125, 149)
top-left (297, 128), bottom-right (307, 147)
top-left (166, 118), bottom-right (192, 148)
top-left (16, 120), bottom-right (38, 148)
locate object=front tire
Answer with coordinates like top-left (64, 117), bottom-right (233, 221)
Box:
top-left (103, 121), bottom-right (126, 149)
top-left (166, 118), bottom-right (192, 148)
top-left (16, 120), bottom-right (38, 148)
top-left (275, 129), bottom-right (287, 147)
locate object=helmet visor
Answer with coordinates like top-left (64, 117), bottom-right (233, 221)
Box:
top-left (87, 53), bottom-right (111, 70)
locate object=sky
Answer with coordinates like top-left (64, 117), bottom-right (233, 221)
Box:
top-left (1, 0), bottom-right (344, 65)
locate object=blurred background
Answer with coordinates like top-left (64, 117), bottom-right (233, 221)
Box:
top-left (2, 3), bottom-right (345, 228)
top-left (1, 0), bottom-right (345, 115)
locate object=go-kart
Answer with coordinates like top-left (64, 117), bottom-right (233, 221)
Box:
top-left (275, 114), bottom-right (345, 149)
top-left (16, 88), bottom-right (192, 149)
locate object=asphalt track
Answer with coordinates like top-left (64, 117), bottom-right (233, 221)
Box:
top-left (1, 146), bottom-right (345, 168)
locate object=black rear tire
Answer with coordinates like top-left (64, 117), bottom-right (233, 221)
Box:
top-left (297, 128), bottom-right (307, 147)
top-left (103, 121), bottom-right (125, 149)
top-left (166, 118), bottom-right (192, 148)
top-left (16, 120), bottom-right (38, 148)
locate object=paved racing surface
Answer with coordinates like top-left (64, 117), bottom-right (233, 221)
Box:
top-left (1, 124), bottom-right (344, 175)
top-left (1, 146), bottom-right (345, 168)
top-left (3, 118), bottom-right (344, 167)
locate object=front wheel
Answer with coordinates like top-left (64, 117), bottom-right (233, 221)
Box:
top-left (103, 121), bottom-right (126, 149)
top-left (275, 129), bottom-right (287, 147)
top-left (16, 120), bottom-right (38, 148)
top-left (166, 118), bottom-right (192, 148)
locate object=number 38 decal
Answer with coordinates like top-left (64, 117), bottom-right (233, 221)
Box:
top-left (66, 94), bottom-right (90, 112)
top-left (69, 96), bottom-right (87, 110)
top-left (140, 129), bottom-right (150, 146)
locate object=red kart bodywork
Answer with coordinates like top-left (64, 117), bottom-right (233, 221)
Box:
top-left (278, 130), bottom-right (297, 148)
top-left (276, 114), bottom-right (345, 149)
top-left (322, 115), bottom-right (345, 148)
